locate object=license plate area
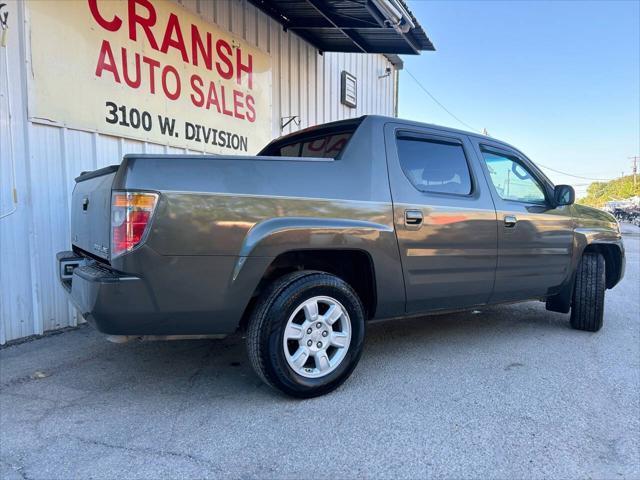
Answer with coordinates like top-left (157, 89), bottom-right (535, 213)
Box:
top-left (57, 252), bottom-right (87, 281)
top-left (61, 260), bottom-right (82, 279)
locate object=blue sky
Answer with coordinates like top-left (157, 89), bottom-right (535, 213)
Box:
top-left (398, 0), bottom-right (640, 196)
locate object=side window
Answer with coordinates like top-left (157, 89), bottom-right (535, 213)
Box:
top-left (481, 149), bottom-right (546, 203)
top-left (396, 137), bottom-right (472, 195)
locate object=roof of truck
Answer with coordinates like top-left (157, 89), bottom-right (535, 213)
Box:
top-left (270, 114), bottom-right (511, 150)
top-left (364, 114), bottom-right (491, 139)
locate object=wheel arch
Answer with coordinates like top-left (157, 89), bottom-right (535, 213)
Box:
top-left (547, 235), bottom-right (624, 314)
top-left (238, 248), bottom-right (378, 332)
top-left (581, 242), bottom-right (624, 289)
top-left (229, 215), bottom-right (405, 332)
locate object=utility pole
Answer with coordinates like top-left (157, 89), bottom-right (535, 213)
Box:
top-left (629, 156), bottom-right (639, 188)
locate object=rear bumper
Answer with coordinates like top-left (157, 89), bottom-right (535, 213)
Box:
top-left (57, 249), bottom-right (270, 336)
top-left (57, 252), bottom-right (157, 335)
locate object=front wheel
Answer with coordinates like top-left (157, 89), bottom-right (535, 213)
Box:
top-left (246, 271), bottom-right (366, 398)
top-left (570, 252), bottom-right (606, 332)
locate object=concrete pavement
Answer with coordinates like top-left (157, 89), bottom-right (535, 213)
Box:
top-left (1, 226), bottom-right (638, 479)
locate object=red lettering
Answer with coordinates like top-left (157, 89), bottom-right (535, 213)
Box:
top-left (215, 40), bottom-right (233, 80)
top-left (308, 138), bottom-right (328, 152)
top-left (190, 74), bottom-right (204, 107)
top-left (219, 85), bottom-right (233, 116)
top-left (232, 90), bottom-right (245, 120)
top-left (191, 25), bottom-right (212, 70)
top-left (161, 65), bottom-right (181, 100)
top-left (88, 0), bottom-right (122, 32)
top-left (95, 40), bottom-right (120, 83)
top-left (128, 0), bottom-right (158, 50)
top-left (327, 137), bottom-right (348, 153)
top-left (236, 49), bottom-right (253, 89)
top-left (160, 13), bottom-right (188, 62)
top-left (205, 82), bottom-right (221, 113)
top-left (142, 56), bottom-right (160, 93)
top-left (245, 95), bottom-right (256, 122)
top-left (122, 48), bottom-right (141, 88)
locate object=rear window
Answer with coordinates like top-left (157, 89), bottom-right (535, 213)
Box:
top-left (260, 131), bottom-right (355, 158)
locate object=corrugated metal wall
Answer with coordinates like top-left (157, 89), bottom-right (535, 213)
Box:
top-left (0, 0), bottom-right (398, 344)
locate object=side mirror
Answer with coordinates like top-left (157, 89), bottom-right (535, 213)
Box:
top-left (554, 184), bottom-right (575, 206)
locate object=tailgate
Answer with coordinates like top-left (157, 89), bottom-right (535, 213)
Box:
top-left (71, 166), bottom-right (118, 260)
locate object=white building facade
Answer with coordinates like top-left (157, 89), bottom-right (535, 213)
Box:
top-left (0, 0), bottom-right (432, 343)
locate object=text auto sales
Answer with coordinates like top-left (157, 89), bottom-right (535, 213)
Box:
top-left (88, 0), bottom-right (256, 151)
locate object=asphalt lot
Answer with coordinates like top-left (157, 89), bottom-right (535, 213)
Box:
top-left (1, 225), bottom-right (639, 479)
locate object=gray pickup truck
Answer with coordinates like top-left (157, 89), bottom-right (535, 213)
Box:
top-left (57, 115), bottom-right (625, 397)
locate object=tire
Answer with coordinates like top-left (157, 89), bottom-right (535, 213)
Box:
top-left (247, 271), bottom-right (366, 398)
top-left (570, 252), bottom-right (606, 332)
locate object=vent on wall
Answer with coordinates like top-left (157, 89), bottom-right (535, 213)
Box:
top-left (341, 71), bottom-right (357, 108)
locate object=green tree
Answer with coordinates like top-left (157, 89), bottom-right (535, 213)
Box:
top-left (578, 175), bottom-right (640, 208)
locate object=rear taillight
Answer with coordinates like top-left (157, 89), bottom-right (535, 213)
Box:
top-left (111, 192), bottom-right (158, 258)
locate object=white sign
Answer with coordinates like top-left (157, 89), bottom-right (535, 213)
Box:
top-left (28, 0), bottom-right (272, 153)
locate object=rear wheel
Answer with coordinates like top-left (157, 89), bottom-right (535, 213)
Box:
top-left (570, 252), bottom-right (606, 332)
top-left (247, 271), bottom-right (366, 398)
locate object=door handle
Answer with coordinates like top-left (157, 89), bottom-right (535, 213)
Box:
top-left (504, 215), bottom-right (518, 228)
top-left (405, 210), bottom-right (423, 227)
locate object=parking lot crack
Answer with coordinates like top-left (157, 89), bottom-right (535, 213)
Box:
top-left (63, 434), bottom-right (221, 472)
top-left (1, 459), bottom-right (32, 480)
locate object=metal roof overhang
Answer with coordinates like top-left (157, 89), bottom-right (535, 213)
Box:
top-left (247, 0), bottom-right (435, 67)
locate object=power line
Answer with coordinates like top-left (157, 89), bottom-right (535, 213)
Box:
top-left (535, 163), bottom-right (614, 182)
top-left (404, 69), bottom-right (482, 133)
top-left (401, 68), bottom-right (620, 184)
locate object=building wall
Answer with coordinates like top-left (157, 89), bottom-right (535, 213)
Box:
top-left (0, 0), bottom-right (399, 344)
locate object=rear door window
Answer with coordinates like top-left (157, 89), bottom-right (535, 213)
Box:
top-left (396, 136), bottom-right (472, 195)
